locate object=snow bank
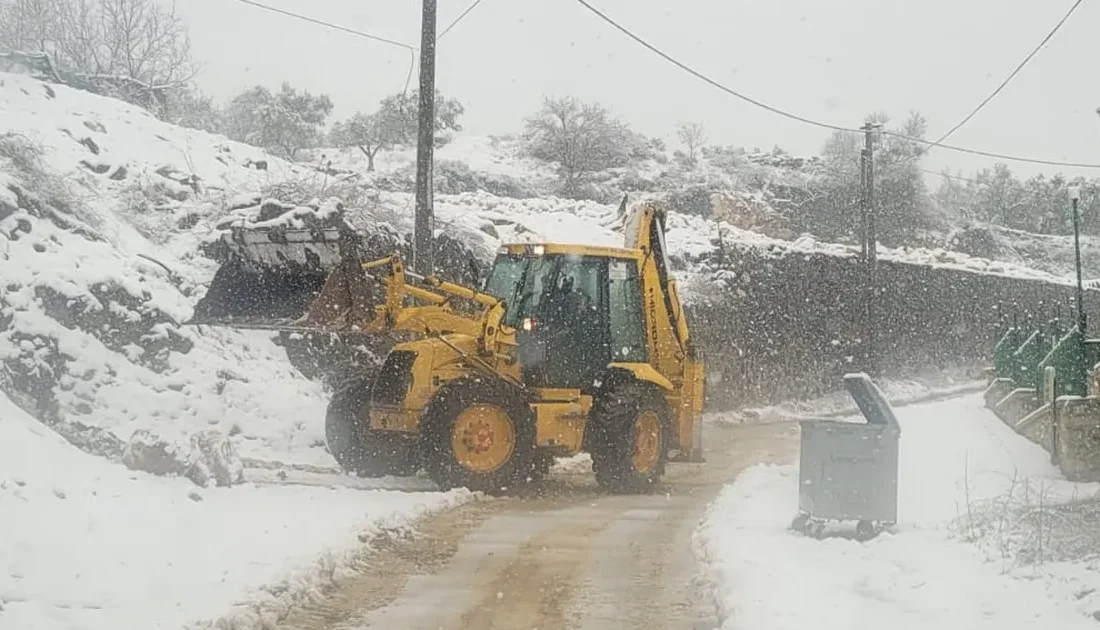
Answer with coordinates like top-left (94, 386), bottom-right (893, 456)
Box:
top-left (696, 394), bottom-right (1100, 629)
top-left (0, 390), bottom-right (474, 630)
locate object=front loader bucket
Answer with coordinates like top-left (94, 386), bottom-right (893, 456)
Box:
top-left (190, 224), bottom-right (376, 329)
top-left (190, 256), bottom-right (329, 326)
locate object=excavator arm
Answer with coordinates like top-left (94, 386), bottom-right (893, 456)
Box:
top-left (621, 197), bottom-right (706, 462)
top-left (190, 248), bottom-right (513, 354)
top-left (622, 198), bottom-right (696, 360)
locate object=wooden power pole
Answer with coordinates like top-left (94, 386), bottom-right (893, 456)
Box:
top-left (859, 122), bottom-right (878, 374)
top-left (413, 0), bottom-right (438, 275)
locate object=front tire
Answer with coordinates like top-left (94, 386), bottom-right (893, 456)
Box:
top-left (325, 379), bottom-right (418, 477)
top-left (589, 383), bottom-right (671, 493)
top-left (422, 378), bottom-right (536, 494)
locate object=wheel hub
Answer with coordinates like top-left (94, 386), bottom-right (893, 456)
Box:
top-left (471, 425), bottom-right (495, 452)
top-left (451, 403), bottom-right (516, 474)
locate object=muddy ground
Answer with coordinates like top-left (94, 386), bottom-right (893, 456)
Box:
top-left (266, 421), bottom-right (798, 630)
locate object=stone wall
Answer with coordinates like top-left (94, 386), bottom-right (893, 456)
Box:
top-left (987, 394), bottom-right (1100, 482)
top-left (687, 245), bottom-right (1098, 409)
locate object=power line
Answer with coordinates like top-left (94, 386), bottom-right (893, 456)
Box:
top-left (227, 0), bottom-right (414, 49)
top-left (227, 0), bottom-right (419, 94)
top-left (930, 0), bottom-right (1085, 147)
top-left (570, 0), bottom-right (1100, 170)
top-left (399, 0), bottom-right (486, 90)
top-left (920, 168), bottom-right (982, 185)
top-left (569, 0), bottom-right (853, 135)
top-left (438, 0), bottom-right (486, 41)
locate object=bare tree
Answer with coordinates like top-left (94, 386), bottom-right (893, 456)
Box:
top-left (677, 122), bottom-right (707, 161)
top-left (523, 96), bottom-right (637, 194)
top-left (0, 0), bottom-right (196, 98)
top-left (90, 0), bottom-right (195, 87)
top-left (0, 0), bottom-right (60, 53)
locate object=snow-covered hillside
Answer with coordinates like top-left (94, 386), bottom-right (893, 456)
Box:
top-left (303, 131), bottom-right (1080, 288)
top-left (0, 71), bottom-right (344, 466)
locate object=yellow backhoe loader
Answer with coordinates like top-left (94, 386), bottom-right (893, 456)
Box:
top-left (189, 199), bottom-right (705, 493)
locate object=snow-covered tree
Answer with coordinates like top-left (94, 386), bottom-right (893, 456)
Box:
top-left (329, 90), bottom-right (464, 171)
top-left (935, 165), bottom-right (1100, 235)
top-left (0, 0), bottom-right (196, 91)
top-left (802, 111), bottom-right (931, 244)
top-left (676, 122), bottom-right (706, 161)
top-left (0, 0), bottom-right (58, 53)
top-left (161, 86), bottom-right (223, 134)
top-left (223, 83), bottom-right (334, 160)
top-left (523, 96), bottom-right (639, 195)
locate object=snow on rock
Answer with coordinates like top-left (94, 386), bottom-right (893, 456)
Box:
top-left (0, 71), bottom-right (340, 465)
top-left (121, 428), bottom-right (245, 488)
top-left (696, 394), bottom-right (1100, 629)
top-left (0, 390), bottom-right (475, 630)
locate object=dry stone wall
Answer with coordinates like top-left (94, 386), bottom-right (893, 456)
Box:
top-left (687, 245), bottom-right (1099, 409)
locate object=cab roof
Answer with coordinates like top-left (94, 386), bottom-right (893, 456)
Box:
top-left (497, 242), bottom-right (640, 260)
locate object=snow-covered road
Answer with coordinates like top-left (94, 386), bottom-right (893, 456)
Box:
top-left (697, 393), bottom-right (1100, 629)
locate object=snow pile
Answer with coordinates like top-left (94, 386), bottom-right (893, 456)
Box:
top-left (0, 390), bottom-right (474, 630)
top-left (696, 394), bottom-right (1100, 629)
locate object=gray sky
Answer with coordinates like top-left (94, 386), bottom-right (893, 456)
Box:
top-left (174, 0), bottom-right (1100, 183)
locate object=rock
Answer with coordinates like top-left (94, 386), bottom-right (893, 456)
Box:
top-left (79, 136), bottom-right (100, 155)
top-left (121, 429), bottom-right (189, 477)
top-left (185, 429), bottom-right (245, 488)
top-left (121, 428), bottom-right (244, 488)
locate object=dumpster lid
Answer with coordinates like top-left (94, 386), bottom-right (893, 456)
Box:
top-left (843, 372), bottom-right (901, 432)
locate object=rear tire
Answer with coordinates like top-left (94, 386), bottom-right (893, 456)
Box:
top-left (325, 379), bottom-right (418, 477)
top-left (422, 379), bottom-right (536, 495)
top-left (589, 383), bottom-right (671, 493)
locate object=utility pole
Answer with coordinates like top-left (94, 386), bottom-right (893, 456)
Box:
top-left (859, 122), bottom-right (879, 374)
top-left (412, 0), bottom-right (438, 275)
top-left (1070, 185), bottom-right (1086, 332)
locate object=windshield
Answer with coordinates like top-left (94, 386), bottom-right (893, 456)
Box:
top-left (484, 253), bottom-right (604, 329)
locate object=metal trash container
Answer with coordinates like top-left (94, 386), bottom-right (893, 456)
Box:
top-left (790, 373), bottom-right (901, 540)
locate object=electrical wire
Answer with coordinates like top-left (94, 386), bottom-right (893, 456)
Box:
top-left (226, 0), bottom-right (419, 94)
top-left (920, 168), bottom-right (982, 185)
top-left (570, 0), bottom-right (1100, 170)
top-left (929, 0), bottom-right (1085, 147)
top-left (438, 0), bottom-right (486, 41)
top-left (227, 0), bottom-right (414, 49)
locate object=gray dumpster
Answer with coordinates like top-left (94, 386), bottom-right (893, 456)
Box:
top-left (790, 373), bottom-right (901, 540)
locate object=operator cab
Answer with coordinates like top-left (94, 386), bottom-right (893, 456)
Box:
top-left (483, 245), bottom-right (647, 391)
